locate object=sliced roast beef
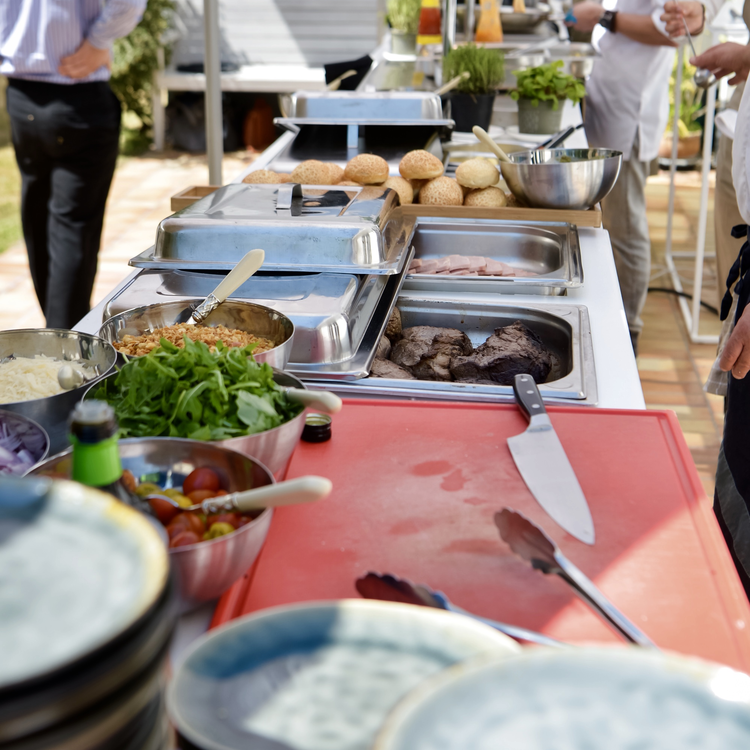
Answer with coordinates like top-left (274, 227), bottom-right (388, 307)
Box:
top-left (376, 335), bottom-right (392, 359)
top-left (385, 307), bottom-right (403, 342)
top-left (391, 326), bottom-right (473, 381)
top-left (450, 321), bottom-right (552, 385)
top-left (370, 358), bottom-right (416, 379)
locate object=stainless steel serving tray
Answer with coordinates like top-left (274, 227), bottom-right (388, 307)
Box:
top-left (282, 91), bottom-right (449, 122)
top-left (403, 219), bottom-right (582, 295)
top-left (103, 270), bottom-right (389, 366)
top-left (303, 293), bottom-right (597, 404)
top-left (130, 184), bottom-right (416, 275)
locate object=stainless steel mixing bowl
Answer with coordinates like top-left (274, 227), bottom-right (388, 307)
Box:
top-left (86, 370), bottom-right (309, 480)
top-left (99, 299), bottom-right (295, 370)
top-left (32, 437), bottom-right (277, 610)
top-left (0, 329), bottom-right (117, 455)
top-left (500, 148), bottom-right (623, 210)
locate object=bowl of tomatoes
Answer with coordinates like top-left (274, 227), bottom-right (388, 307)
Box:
top-left (32, 437), bottom-right (276, 610)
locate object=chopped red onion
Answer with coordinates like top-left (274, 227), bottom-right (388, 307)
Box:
top-left (0, 417), bottom-right (45, 476)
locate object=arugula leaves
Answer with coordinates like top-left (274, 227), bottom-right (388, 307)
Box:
top-left (92, 338), bottom-right (302, 440)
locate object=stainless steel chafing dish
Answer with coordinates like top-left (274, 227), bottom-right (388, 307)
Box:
top-left (130, 183), bottom-right (416, 275)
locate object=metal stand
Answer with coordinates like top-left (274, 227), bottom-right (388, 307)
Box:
top-left (663, 45), bottom-right (718, 344)
top-left (204, 0), bottom-right (224, 186)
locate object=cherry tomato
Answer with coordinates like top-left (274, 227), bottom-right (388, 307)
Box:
top-left (236, 516), bottom-right (253, 528)
top-left (167, 512), bottom-right (205, 538)
top-left (188, 489), bottom-right (218, 504)
top-left (183, 468), bottom-right (221, 497)
top-left (149, 497), bottom-right (181, 526)
top-left (170, 531), bottom-right (201, 548)
top-left (214, 490), bottom-right (228, 497)
top-left (206, 512), bottom-right (242, 529)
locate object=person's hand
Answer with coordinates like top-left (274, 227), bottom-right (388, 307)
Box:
top-left (720, 305), bottom-right (750, 379)
top-left (691, 41), bottom-right (750, 85)
top-left (565, 2), bottom-right (604, 32)
top-left (58, 40), bottom-right (110, 79)
top-left (660, 1), bottom-right (704, 38)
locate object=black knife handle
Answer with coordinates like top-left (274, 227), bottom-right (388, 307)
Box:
top-left (512, 374), bottom-right (547, 422)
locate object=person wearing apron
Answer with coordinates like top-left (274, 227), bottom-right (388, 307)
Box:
top-left (682, 34), bottom-right (750, 596)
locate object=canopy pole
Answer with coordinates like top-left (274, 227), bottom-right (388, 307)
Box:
top-left (204, 0), bottom-right (223, 185)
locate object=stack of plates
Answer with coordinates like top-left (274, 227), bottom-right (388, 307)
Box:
top-left (0, 476), bottom-right (175, 750)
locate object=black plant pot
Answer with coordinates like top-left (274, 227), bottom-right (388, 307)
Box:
top-left (446, 92), bottom-right (496, 133)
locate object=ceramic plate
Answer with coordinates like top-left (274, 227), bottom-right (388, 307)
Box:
top-left (168, 599), bottom-right (519, 750)
top-left (0, 477), bottom-right (168, 688)
top-left (374, 647), bottom-right (750, 750)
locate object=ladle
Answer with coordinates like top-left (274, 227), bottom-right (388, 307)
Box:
top-left (472, 125), bottom-right (513, 163)
top-left (681, 16), bottom-right (716, 89)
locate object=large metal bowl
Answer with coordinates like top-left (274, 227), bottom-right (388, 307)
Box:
top-left (500, 148), bottom-right (622, 210)
top-left (31, 437), bottom-right (276, 610)
top-left (0, 329), bottom-right (117, 455)
top-left (99, 299), bottom-right (295, 370)
top-left (86, 370), bottom-right (309, 481)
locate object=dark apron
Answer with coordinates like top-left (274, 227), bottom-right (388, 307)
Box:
top-left (715, 224), bottom-right (750, 598)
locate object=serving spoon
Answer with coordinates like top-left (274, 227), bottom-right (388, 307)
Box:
top-left (177, 247), bottom-right (266, 325)
top-left (356, 571), bottom-right (566, 647)
top-left (472, 125), bottom-right (513, 164)
top-left (681, 16), bottom-right (716, 89)
top-left (147, 475), bottom-right (332, 515)
top-left (495, 508), bottom-right (657, 647)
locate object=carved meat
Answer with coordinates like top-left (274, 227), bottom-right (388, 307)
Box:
top-left (450, 321), bottom-right (552, 385)
top-left (385, 307), bottom-right (402, 342)
top-left (376, 335), bottom-right (392, 359)
top-left (370, 358), bottom-right (416, 379)
top-left (391, 326), bottom-right (473, 381)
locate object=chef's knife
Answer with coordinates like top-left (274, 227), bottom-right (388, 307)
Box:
top-left (507, 374), bottom-right (595, 545)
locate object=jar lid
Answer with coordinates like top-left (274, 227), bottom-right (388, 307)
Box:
top-left (301, 413), bottom-right (332, 443)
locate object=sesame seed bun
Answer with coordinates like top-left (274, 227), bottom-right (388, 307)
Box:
top-left (344, 154), bottom-right (389, 184)
top-left (327, 163), bottom-right (345, 184)
top-left (291, 160), bottom-right (336, 184)
top-left (455, 158), bottom-right (500, 189)
top-left (463, 186), bottom-right (508, 208)
top-left (337, 180), bottom-right (362, 187)
top-left (382, 176), bottom-right (414, 205)
top-left (242, 170), bottom-right (284, 184)
top-left (399, 150), bottom-right (444, 180)
top-left (418, 176), bottom-right (464, 206)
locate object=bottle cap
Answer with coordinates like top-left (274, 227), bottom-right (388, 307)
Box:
top-left (301, 413), bottom-right (332, 443)
top-left (70, 400), bottom-right (118, 443)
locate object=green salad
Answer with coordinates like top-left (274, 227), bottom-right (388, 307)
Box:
top-left (91, 338), bottom-right (302, 440)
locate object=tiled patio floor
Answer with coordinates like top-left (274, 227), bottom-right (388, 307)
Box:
top-left (0, 154), bottom-right (728, 495)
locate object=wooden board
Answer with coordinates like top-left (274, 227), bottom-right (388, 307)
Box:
top-left (400, 203), bottom-right (603, 228)
top-left (170, 185), bottom-right (220, 212)
top-left (212, 400), bottom-right (750, 672)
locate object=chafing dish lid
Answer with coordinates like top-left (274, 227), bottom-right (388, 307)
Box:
top-left (153, 184), bottom-right (415, 275)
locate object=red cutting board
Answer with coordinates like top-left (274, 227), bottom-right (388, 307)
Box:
top-left (212, 399), bottom-right (750, 672)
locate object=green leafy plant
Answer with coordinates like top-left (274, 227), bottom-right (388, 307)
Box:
top-left (442, 43), bottom-right (504, 95)
top-left (387, 0), bottom-right (422, 33)
top-left (666, 56), bottom-right (702, 137)
top-left (511, 60), bottom-right (586, 109)
top-left (110, 0), bottom-right (175, 132)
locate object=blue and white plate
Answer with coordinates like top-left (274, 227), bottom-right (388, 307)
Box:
top-left (168, 599), bottom-right (519, 750)
top-left (374, 647), bottom-right (750, 750)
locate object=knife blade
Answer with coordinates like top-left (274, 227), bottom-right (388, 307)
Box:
top-left (507, 374), bottom-right (595, 545)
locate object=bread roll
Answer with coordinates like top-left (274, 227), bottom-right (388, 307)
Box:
top-left (344, 154), bottom-right (389, 184)
top-left (277, 173), bottom-right (294, 183)
top-left (455, 158), bottom-right (500, 189)
top-left (291, 160), bottom-right (335, 184)
top-left (327, 163), bottom-right (345, 184)
top-left (382, 176), bottom-right (414, 205)
top-left (337, 180), bottom-right (362, 187)
top-left (242, 170), bottom-right (284, 184)
top-left (464, 186), bottom-right (508, 208)
top-left (418, 176), bottom-right (464, 206)
top-left (399, 150), bottom-right (444, 180)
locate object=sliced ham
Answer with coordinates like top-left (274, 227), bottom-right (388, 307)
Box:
top-left (408, 254), bottom-right (534, 278)
top-left (447, 255), bottom-right (470, 272)
top-left (467, 256), bottom-right (487, 273)
top-left (409, 259), bottom-right (423, 271)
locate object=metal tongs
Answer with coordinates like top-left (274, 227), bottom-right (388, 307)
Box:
top-left (495, 508), bottom-right (657, 647)
top-left (681, 16), bottom-right (716, 89)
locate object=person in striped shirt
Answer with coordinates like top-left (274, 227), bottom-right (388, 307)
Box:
top-left (1, 0), bottom-right (146, 328)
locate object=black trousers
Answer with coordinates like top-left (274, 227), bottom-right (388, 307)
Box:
top-left (6, 78), bottom-right (121, 329)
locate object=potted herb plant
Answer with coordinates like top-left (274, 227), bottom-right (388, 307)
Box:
top-left (442, 43), bottom-right (504, 132)
top-left (511, 61), bottom-right (586, 135)
top-left (387, 0), bottom-right (421, 56)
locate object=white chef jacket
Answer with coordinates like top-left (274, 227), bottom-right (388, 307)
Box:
top-left (733, 84), bottom-right (750, 223)
top-left (584, 0), bottom-right (675, 162)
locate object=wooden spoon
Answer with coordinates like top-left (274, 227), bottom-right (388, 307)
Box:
top-left (472, 125), bottom-right (512, 164)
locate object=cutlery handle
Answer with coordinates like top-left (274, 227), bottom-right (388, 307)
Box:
top-left (211, 248), bottom-right (266, 303)
top-left (202, 476), bottom-right (333, 514)
top-left (472, 125), bottom-right (513, 163)
top-left (285, 387), bottom-right (343, 414)
top-left (512, 374), bottom-right (551, 429)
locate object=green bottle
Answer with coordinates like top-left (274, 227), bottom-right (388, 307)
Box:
top-left (70, 401), bottom-right (132, 505)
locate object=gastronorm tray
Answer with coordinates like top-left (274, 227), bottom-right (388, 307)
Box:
top-left (304, 293), bottom-right (597, 404)
top-left (130, 184), bottom-right (416, 275)
top-left (403, 218), bottom-right (582, 295)
top-left (103, 270), bottom-right (388, 367)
